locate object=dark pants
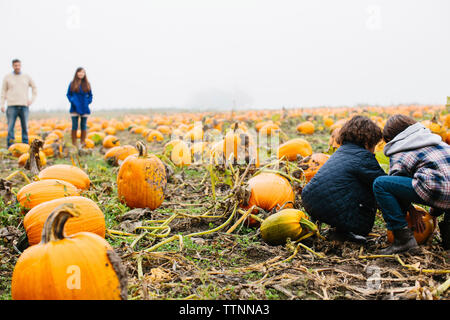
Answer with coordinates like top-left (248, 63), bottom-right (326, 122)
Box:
top-left (71, 116), bottom-right (87, 131)
top-left (373, 175), bottom-right (435, 231)
top-left (6, 106), bottom-right (29, 147)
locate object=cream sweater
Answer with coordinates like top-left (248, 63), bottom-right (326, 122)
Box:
top-left (1, 72), bottom-right (37, 107)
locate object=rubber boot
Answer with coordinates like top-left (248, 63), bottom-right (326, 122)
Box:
top-left (439, 215), bottom-right (450, 250)
top-left (71, 130), bottom-right (78, 148)
top-left (80, 130), bottom-right (87, 148)
top-left (379, 226), bottom-right (418, 254)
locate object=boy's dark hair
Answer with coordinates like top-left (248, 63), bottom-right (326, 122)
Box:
top-left (336, 115), bottom-right (382, 149)
top-left (383, 114), bottom-right (417, 142)
top-left (12, 59), bottom-right (21, 64)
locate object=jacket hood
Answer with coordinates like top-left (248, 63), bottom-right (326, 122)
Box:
top-left (384, 122), bottom-right (442, 156)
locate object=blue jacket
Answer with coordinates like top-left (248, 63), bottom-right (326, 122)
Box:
top-left (301, 143), bottom-right (386, 235)
top-left (66, 82), bottom-right (92, 115)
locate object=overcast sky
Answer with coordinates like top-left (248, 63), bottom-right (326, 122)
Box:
top-left (1, 0), bottom-right (449, 112)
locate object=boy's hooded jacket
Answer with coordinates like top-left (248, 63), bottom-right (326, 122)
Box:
top-left (383, 122), bottom-right (450, 210)
top-left (301, 143), bottom-right (386, 235)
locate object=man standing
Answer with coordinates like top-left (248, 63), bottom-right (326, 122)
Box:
top-left (1, 59), bottom-right (37, 147)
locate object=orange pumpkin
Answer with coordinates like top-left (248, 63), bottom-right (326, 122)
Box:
top-left (146, 129), bottom-right (164, 142)
top-left (170, 140), bottom-right (191, 166)
top-left (103, 135), bottom-right (120, 148)
top-left (386, 206), bottom-right (436, 245)
top-left (18, 151), bottom-right (47, 167)
top-left (117, 142), bottom-right (167, 209)
top-left (104, 145), bottom-right (139, 166)
top-left (12, 204), bottom-right (127, 300)
top-left (38, 164), bottom-right (90, 190)
top-left (297, 121), bottom-right (315, 135)
top-left (244, 172), bottom-right (295, 226)
top-left (17, 179), bottom-right (79, 211)
top-left (302, 153), bottom-right (330, 182)
top-left (23, 196), bottom-right (105, 246)
top-left (277, 138), bottom-right (313, 161)
top-left (8, 143), bottom-right (30, 157)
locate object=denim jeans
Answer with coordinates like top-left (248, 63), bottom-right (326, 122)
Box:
top-left (6, 106), bottom-right (29, 147)
top-left (71, 116), bottom-right (87, 131)
top-left (373, 175), bottom-right (430, 231)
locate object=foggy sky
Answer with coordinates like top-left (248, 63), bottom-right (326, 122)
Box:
top-left (1, 0), bottom-right (449, 112)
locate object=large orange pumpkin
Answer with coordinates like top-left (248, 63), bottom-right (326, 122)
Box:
top-left (296, 121), bottom-right (315, 135)
top-left (386, 206), bottom-right (436, 245)
top-left (17, 179), bottom-right (80, 211)
top-left (244, 172), bottom-right (295, 226)
top-left (38, 164), bottom-right (90, 190)
top-left (117, 141), bottom-right (167, 209)
top-left (277, 138), bottom-right (313, 161)
top-left (23, 196), bottom-right (105, 246)
top-left (11, 204), bottom-right (127, 300)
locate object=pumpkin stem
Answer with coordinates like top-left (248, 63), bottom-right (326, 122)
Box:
top-left (25, 139), bottom-right (44, 176)
top-left (136, 141), bottom-right (147, 157)
top-left (41, 204), bottom-right (80, 243)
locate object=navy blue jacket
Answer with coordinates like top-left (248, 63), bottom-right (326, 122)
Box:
top-left (301, 143), bottom-right (386, 235)
top-left (67, 83), bottom-right (93, 116)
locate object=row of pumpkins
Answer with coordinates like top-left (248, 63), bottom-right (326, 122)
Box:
top-left (10, 163), bottom-right (128, 300)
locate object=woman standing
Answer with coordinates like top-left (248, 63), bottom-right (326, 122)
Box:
top-left (66, 67), bottom-right (92, 147)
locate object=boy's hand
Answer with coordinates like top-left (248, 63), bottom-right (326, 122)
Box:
top-left (1, 106), bottom-right (4, 113)
top-left (409, 206), bottom-right (426, 234)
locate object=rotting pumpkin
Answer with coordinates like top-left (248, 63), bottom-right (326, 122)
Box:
top-left (117, 141), bottom-right (167, 210)
top-left (11, 204), bottom-right (127, 300)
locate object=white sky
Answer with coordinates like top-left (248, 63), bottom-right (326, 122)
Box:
top-left (1, 0), bottom-right (449, 111)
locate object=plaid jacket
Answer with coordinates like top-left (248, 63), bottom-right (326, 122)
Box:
top-left (389, 142), bottom-right (450, 209)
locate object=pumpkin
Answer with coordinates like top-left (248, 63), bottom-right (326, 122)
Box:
top-left (328, 127), bottom-right (341, 149)
top-left (301, 153), bottom-right (330, 182)
top-left (83, 138), bottom-right (95, 149)
top-left (146, 129), bottom-right (164, 142)
top-left (104, 127), bottom-right (117, 135)
top-left (259, 123), bottom-right (280, 136)
top-left (277, 138), bottom-right (313, 161)
top-left (260, 209), bottom-right (315, 245)
top-left (323, 117), bottom-right (334, 128)
top-left (87, 132), bottom-right (105, 145)
top-left (11, 204), bottom-right (127, 300)
top-left (18, 151), bottom-right (47, 167)
top-left (117, 141), bottom-right (167, 209)
top-left (244, 172), bottom-right (295, 226)
top-left (8, 143), bottom-right (30, 157)
top-left (104, 145), bottom-right (139, 166)
top-left (297, 121), bottom-right (315, 135)
top-left (38, 164), bottom-right (90, 190)
top-left (24, 196), bottom-right (105, 246)
top-left (386, 206), bottom-right (436, 245)
top-left (103, 135), bottom-right (120, 148)
top-left (170, 140), bottom-right (191, 166)
top-left (17, 179), bottom-right (79, 211)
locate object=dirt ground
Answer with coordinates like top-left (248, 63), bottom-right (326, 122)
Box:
top-left (0, 113), bottom-right (449, 300)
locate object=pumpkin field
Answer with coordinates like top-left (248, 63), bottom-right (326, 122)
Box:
top-left (0, 104), bottom-right (449, 300)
